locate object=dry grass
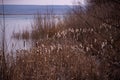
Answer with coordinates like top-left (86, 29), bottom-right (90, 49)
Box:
top-left (31, 13), bottom-right (64, 40)
top-left (5, 38), bottom-right (100, 80)
top-left (1, 0), bottom-right (120, 80)
top-left (12, 30), bottom-right (30, 40)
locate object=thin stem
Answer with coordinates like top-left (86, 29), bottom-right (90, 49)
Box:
top-left (1, 0), bottom-right (6, 79)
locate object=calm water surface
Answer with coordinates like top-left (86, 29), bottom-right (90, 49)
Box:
top-left (0, 14), bottom-right (62, 52)
top-left (0, 5), bottom-right (70, 52)
top-left (0, 15), bottom-right (33, 52)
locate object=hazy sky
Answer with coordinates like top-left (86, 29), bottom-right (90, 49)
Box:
top-left (0, 0), bottom-right (86, 5)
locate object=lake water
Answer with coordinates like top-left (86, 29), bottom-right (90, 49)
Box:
top-left (0, 5), bottom-right (70, 52)
top-left (0, 14), bottom-right (64, 52)
top-left (0, 15), bottom-right (33, 52)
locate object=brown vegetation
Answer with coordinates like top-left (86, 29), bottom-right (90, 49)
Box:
top-left (5, 39), bottom-right (100, 80)
top-left (31, 13), bottom-right (64, 40)
top-left (12, 30), bottom-right (30, 40)
top-left (1, 0), bottom-right (120, 80)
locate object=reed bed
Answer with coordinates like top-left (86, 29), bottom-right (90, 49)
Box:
top-left (5, 38), bottom-right (100, 80)
top-left (1, 0), bottom-right (120, 80)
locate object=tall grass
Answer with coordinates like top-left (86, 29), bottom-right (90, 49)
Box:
top-left (5, 38), bottom-right (101, 80)
top-left (12, 29), bottom-right (30, 40)
top-left (1, 0), bottom-right (120, 80)
top-left (31, 12), bottom-right (63, 40)
top-left (62, 0), bottom-right (120, 80)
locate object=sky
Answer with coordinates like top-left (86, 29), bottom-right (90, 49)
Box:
top-left (0, 0), bottom-right (86, 5)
